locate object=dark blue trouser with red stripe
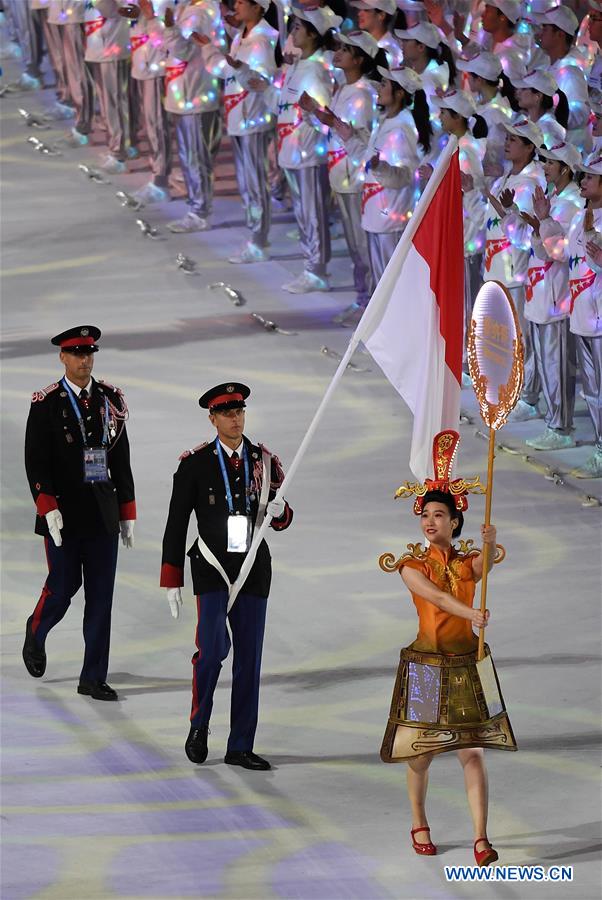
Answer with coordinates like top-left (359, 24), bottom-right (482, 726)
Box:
top-left (30, 534), bottom-right (119, 684)
top-left (191, 590), bottom-right (268, 753)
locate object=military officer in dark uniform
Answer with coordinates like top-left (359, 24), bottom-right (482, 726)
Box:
top-left (22, 326), bottom-right (136, 701)
top-left (160, 382), bottom-right (293, 770)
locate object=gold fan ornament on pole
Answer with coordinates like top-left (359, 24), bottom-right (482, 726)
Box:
top-left (467, 280), bottom-right (524, 660)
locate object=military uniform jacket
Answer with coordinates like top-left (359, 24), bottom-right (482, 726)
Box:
top-left (25, 378), bottom-right (136, 538)
top-left (160, 436), bottom-right (293, 597)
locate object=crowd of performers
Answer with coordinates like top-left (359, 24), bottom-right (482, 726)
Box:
top-left (3, 0), bottom-right (602, 476)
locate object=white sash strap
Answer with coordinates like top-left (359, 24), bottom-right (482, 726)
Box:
top-left (196, 449), bottom-right (272, 609)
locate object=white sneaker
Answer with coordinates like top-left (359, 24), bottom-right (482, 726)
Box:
top-left (286, 227), bottom-right (301, 241)
top-left (166, 212), bottom-right (209, 233)
top-left (229, 243), bottom-right (269, 264)
top-left (282, 271), bottom-right (330, 294)
top-left (51, 101), bottom-right (75, 119)
top-left (134, 182), bottom-right (169, 204)
top-left (69, 127), bottom-right (88, 146)
top-left (100, 154), bottom-right (126, 174)
top-left (525, 429), bottom-right (576, 451)
top-left (507, 399), bottom-right (541, 422)
top-left (572, 449), bottom-right (602, 479)
top-left (19, 73), bottom-right (41, 90)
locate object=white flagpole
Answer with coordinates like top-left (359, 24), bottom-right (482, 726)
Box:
top-left (227, 138), bottom-right (459, 609)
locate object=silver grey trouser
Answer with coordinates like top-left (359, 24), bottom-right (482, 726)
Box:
top-left (60, 23), bottom-right (93, 134)
top-left (43, 15), bottom-right (70, 103)
top-left (231, 131), bottom-right (271, 248)
top-left (533, 319), bottom-right (576, 434)
top-left (367, 230), bottom-right (403, 289)
top-left (174, 111), bottom-right (222, 219)
top-left (5, 0), bottom-right (40, 77)
top-left (509, 285), bottom-right (540, 406)
top-left (336, 192), bottom-right (372, 302)
top-left (463, 253), bottom-right (483, 371)
top-left (92, 59), bottom-right (131, 159)
top-left (284, 166), bottom-right (331, 276)
top-left (575, 334), bottom-right (602, 450)
top-left (140, 78), bottom-right (171, 185)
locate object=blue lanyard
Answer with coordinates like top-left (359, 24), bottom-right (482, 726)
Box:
top-left (215, 438), bottom-right (251, 515)
top-left (62, 378), bottom-right (109, 448)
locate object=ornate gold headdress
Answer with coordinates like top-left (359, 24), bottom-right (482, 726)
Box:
top-left (395, 430), bottom-right (485, 514)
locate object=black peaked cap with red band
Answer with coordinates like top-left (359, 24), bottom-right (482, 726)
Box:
top-left (199, 382), bottom-right (250, 412)
top-left (51, 325), bottom-right (101, 354)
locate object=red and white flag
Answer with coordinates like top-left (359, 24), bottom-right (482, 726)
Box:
top-left (356, 141), bottom-right (464, 480)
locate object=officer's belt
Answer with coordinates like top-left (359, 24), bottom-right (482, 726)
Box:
top-left (195, 446), bottom-right (271, 593)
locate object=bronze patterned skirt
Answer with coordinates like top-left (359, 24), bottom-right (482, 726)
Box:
top-left (380, 644), bottom-right (517, 762)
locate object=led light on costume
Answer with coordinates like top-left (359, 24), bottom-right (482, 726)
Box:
top-left (204, 17), bottom-right (279, 135)
top-left (83, 0), bottom-right (130, 63)
top-left (47, 1), bottom-right (86, 25)
top-left (130, 0), bottom-right (171, 80)
top-left (326, 78), bottom-right (377, 193)
top-left (566, 207), bottom-right (602, 337)
top-left (356, 106), bottom-right (421, 234)
top-left (528, 179), bottom-right (582, 323)
top-left (274, 51), bottom-right (334, 168)
top-left (163, 0), bottom-right (225, 115)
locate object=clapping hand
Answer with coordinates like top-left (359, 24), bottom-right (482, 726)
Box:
top-left (584, 206), bottom-right (595, 233)
top-left (191, 31), bottom-right (211, 46)
top-left (532, 185), bottom-right (550, 221)
top-left (314, 106), bottom-right (335, 127)
top-left (248, 76), bottom-right (268, 92)
top-left (225, 53), bottom-right (242, 69)
top-left (334, 118), bottom-right (353, 140)
top-left (460, 171), bottom-right (474, 192)
top-left (163, 6), bottom-right (174, 27)
top-left (299, 91), bottom-right (317, 113)
top-left (119, 4), bottom-right (140, 19)
top-left (586, 239), bottom-right (602, 266)
top-left (520, 210), bottom-right (540, 234)
top-left (499, 187), bottom-right (515, 209)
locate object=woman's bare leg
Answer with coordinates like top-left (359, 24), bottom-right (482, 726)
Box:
top-left (457, 748), bottom-right (489, 840)
top-left (406, 753), bottom-right (434, 843)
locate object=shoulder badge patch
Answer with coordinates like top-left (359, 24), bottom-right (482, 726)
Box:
top-left (31, 383), bottom-right (59, 403)
top-left (179, 441), bottom-right (208, 460)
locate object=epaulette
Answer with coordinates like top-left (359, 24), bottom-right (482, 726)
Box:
top-left (98, 379), bottom-right (124, 397)
top-left (31, 383), bottom-right (59, 403)
top-left (179, 441), bottom-right (208, 460)
top-left (98, 379), bottom-right (128, 419)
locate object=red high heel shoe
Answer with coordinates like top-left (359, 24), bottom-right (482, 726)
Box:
top-left (411, 826), bottom-right (437, 856)
top-left (474, 838), bottom-right (499, 867)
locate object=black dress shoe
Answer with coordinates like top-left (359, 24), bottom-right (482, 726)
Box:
top-left (224, 750), bottom-right (271, 771)
top-left (77, 681), bottom-right (118, 701)
top-left (185, 725), bottom-right (209, 764)
top-left (22, 618), bottom-right (46, 678)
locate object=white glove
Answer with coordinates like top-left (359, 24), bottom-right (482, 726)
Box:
top-left (167, 587), bottom-right (183, 619)
top-left (45, 508), bottom-right (63, 547)
top-left (266, 497), bottom-right (285, 519)
top-left (119, 520), bottom-right (135, 549)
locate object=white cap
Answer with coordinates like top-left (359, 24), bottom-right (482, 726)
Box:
top-left (589, 2), bottom-right (602, 12)
top-left (502, 116), bottom-right (544, 146)
top-left (351, 0), bottom-right (397, 14)
top-left (578, 152), bottom-right (602, 175)
top-left (538, 141), bottom-right (582, 170)
top-left (484, 1), bottom-right (521, 24)
top-left (432, 87), bottom-right (477, 119)
top-left (295, 7), bottom-right (343, 36)
top-left (254, 0), bottom-right (270, 10)
top-left (456, 51), bottom-right (503, 81)
top-left (513, 69), bottom-right (558, 97)
top-left (337, 29), bottom-right (380, 59)
top-left (533, 6), bottom-right (579, 35)
top-left (394, 21), bottom-right (441, 49)
top-left (377, 65), bottom-right (423, 94)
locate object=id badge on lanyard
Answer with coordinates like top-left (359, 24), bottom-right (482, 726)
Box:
top-left (83, 447), bottom-right (109, 483)
top-left (227, 514), bottom-right (252, 553)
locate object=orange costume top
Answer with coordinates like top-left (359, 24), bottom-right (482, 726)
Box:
top-left (400, 544), bottom-right (479, 655)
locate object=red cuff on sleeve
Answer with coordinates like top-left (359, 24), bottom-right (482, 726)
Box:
top-left (119, 500), bottom-right (137, 521)
top-left (270, 502), bottom-right (293, 531)
top-left (160, 563), bottom-right (184, 588)
top-left (36, 493), bottom-right (58, 516)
